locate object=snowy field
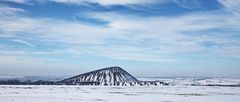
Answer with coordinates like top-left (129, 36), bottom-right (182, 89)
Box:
top-left (139, 77), bottom-right (240, 86)
top-left (0, 85), bottom-right (240, 102)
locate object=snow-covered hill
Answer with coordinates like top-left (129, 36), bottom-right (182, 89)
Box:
top-left (59, 66), bottom-right (138, 85)
top-left (59, 66), bottom-right (168, 86)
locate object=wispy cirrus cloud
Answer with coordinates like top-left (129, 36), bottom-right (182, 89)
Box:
top-left (0, 0), bottom-right (240, 77)
top-left (1, 0), bottom-right (29, 4)
top-left (48, 0), bottom-right (162, 6)
top-left (0, 0), bottom-right (239, 62)
top-left (218, 0), bottom-right (240, 16)
top-left (10, 39), bottom-right (35, 47)
top-left (0, 5), bottom-right (25, 16)
top-left (0, 34), bottom-right (36, 47)
top-left (2, 0), bottom-right (162, 6)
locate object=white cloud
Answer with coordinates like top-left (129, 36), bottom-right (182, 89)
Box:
top-left (0, 5), bottom-right (40, 33)
top-left (0, 3), bottom-right (240, 62)
top-left (0, 34), bottom-right (36, 47)
top-left (0, 34), bottom-right (15, 38)
top-left (0, 5), bottom-right (25, 16)
top-left (1, 0), bottom-right (29, 4)
top-left (0, 54), bottom-right (82, 76)
top-left (0, 55), bottom-right (53, 65)
top-left (10, 39), bottom-right (35, 47)
top-left (0, 17), bottom-right (42, 32)
top-left (81, 45), bottom-right (173, 62)
top-left (0, 32), bottom-right (36, 48)
top-left (85, 11), bottom-right (240, 53)
top-left (218, 0), bottom-right (240, 16)
top-left (49, 0), bottom-right (162, 6)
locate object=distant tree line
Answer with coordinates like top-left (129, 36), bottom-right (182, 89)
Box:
top-left (0, 79), bottom-right (56, 85)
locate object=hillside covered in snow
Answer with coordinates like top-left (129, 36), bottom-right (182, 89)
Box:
top-left (58, 66), bottom-right (168, 86)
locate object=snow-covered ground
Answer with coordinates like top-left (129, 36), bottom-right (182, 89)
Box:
top-left (0, 85), bottom-right (240, 102)
top-left (138, 77), bottom-right (240, 86)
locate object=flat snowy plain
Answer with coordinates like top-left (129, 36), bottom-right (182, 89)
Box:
top-left (0, 78), bottom-right (240, 102)
top-left (0, 85), bottom-right (240, 102)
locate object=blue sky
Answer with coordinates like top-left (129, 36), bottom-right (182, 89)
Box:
top-left (0, 0), bottom-right (240, 78)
